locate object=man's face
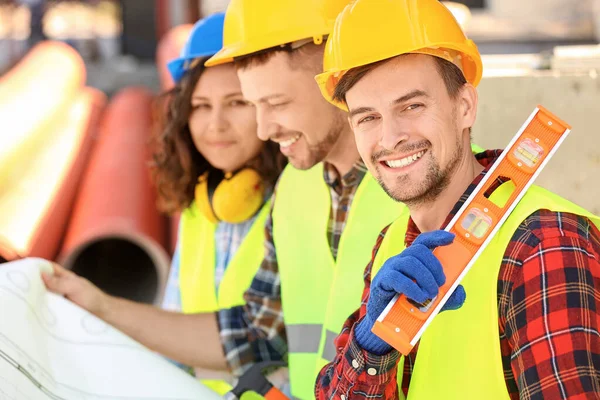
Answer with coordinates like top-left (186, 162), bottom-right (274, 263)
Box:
top-left (237, 51), bottom-right (346, 170)
top-left (345, 55), bottom-right (475, 206)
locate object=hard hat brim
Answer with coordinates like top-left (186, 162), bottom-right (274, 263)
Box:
top-left (168, 52), bottom-right (221, 83)
top-left (316, 43), bottom-right (483, 112)
top-left (205, 40), bottom-right (276, 67)
top-left (205, 46), bottom-right (239, 67)
top-left (167, 58), bottom-right (187, 83)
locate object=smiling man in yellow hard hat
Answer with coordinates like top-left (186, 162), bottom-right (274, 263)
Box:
top-left (314, 0), bottom-right (600, 399)
top-left (204, 1), bottom-right (407, 398)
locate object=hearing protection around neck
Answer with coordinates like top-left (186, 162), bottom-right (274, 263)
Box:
top-left (195, 168), bottom-right (265, 224)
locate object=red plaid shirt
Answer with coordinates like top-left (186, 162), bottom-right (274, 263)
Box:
top-left (315, 150), bottom-right (600, 400)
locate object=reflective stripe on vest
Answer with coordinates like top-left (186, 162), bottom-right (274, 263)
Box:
top-left (273, 163), bottom-right (404, 399)
top-left (286, 324), bottom-right (323, 353)
top-left (372, 184), bottom-right (600, 399)
top-left (179, 200), bottom-right (271, 395)
top-left (321, 329), bottom-right (339, 362)
top-left (286, 324), bottom-right (339, 361)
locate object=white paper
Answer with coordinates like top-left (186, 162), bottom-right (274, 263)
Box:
top-left (0, 258), bottom-right (222, 400)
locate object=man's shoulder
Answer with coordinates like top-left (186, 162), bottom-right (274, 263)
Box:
top-left (513, 209), bottom-right (599, 248)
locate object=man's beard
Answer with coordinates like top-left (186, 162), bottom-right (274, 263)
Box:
top-left (377, 135), bottom-right (464, 208)
top-left (290, 112), bottom-right (346, 170)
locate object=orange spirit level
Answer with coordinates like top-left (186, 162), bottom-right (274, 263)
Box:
top-left (372, 105), bottom-right (571, 355)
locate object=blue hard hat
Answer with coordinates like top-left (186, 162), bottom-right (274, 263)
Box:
top-left (167, 12), bottom-right (225, 83)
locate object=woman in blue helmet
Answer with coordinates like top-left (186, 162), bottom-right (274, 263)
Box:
top-left (155, 11), bottom-right (286, 393)
top-left (43, 13), bottom-right (286, 395)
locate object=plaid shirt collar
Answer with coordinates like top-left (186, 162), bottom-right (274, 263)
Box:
top-left (322, 159), bottom-right (368, 196)
top-left (405, 149), bottom-right (503, 246)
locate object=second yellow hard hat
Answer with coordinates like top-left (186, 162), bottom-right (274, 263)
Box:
top-left (315, 0), bottom-right (483, 110)
top-left (205, 0), bottom-right (351, 67)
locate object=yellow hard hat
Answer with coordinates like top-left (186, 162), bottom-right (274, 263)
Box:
top-left (205, 0), bottom-right (350, 67)
top-left (315, 0), bottom-right (483, 110)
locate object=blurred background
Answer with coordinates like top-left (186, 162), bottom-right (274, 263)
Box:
top-left (3, 0), bottom-right (600, 91)
top-left (1, 0), bottom-right (599, 305)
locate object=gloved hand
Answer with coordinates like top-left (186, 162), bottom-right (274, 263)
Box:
top-left (354, 230), bottom-right (466, 355)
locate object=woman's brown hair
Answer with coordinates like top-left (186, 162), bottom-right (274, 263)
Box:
top-left (151, 58), bottom-right (287, 214)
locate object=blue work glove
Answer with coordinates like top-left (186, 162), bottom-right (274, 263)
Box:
top-left (354, 230), bottom-right (466, 355)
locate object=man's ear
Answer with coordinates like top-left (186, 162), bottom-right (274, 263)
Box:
top-left (458, 83), bottom-right (477, 131)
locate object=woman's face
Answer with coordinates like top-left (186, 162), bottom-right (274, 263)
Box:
top-left (188, 64), bottom-right (262, 172)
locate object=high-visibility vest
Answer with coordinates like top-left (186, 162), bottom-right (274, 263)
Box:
top-left (372, 184), bottom-right (600, 399)
top-left (180, 200), bottom-right (271, 395)
top-left (273, 163), bottom-right (405, 399)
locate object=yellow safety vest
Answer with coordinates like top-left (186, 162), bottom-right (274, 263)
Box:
top-left (372, 184), bottom-right (600, 399)
top-left (273, 163), bottom-right (405, 399)
top-left (180, 200), bottom-right (271, 395)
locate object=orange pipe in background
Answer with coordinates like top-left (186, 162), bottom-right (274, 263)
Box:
top-left (155, 23), bottom-right (193, 255)
top-left (58, 87), bottom-right (170, 305)
top-left (0, 88), bottom-right (107, 262)
top-left (0, 41), bottom-right (85, 92)
top-left (0, 42), bottom-right (86, 197)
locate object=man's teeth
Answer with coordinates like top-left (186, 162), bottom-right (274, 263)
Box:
top-left (385, 150), bottom-right (426, 168)
top-left (280, 135), bottom-right (301, 148)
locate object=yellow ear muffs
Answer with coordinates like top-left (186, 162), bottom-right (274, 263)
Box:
top-left (213, 169), bottom-right (264, 223)
top-left (194, 169), bottom-right (265, 224)
top-left (195, 172), bottom-right (220, 224)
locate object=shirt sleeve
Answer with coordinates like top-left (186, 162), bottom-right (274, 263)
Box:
top-left (217, 190), bottom-right (288, 377)
top-left (500, 211), bottom-right (600, 399)
top-left (316, 227), bottom-right (402, 400)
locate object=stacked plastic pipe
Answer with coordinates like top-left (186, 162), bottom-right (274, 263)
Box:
top-left (0, 40), bottom-right (173, 305)
top-left (0, 42), bottom-right (105, 263)
top-left (58, 87), bottom-right (170, 305)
